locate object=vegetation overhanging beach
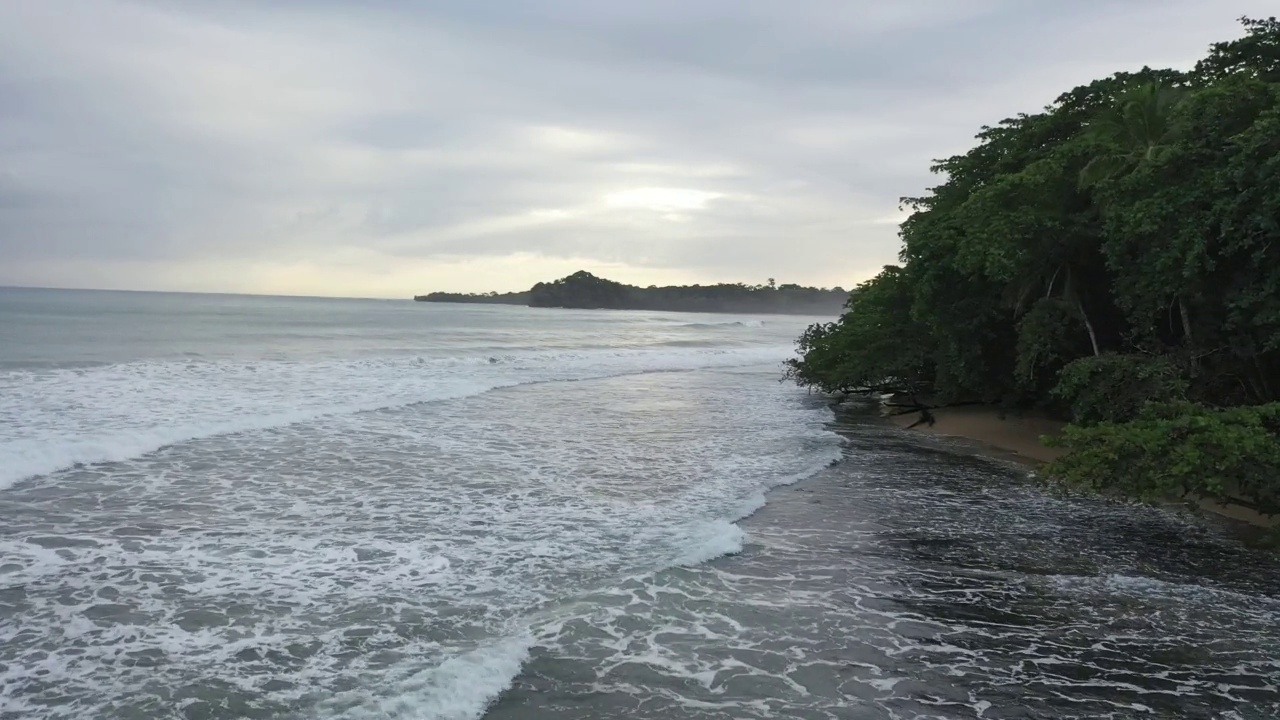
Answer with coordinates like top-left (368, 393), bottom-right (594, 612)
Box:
top-left (786, 17), bottom-right (1280, 529)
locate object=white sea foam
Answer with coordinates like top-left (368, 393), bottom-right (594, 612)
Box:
top-left (0, 344), bottom-right (798, 489)
top-left (341, 636), bottom-right (534, 720)
top-left (1050, 573), bottom-right (1280, 608)
top-left (1, 358), bottom-right (843, 719)
top-left (672, 521), bottom-right (748, 566)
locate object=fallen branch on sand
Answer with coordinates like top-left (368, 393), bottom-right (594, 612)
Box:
top-left (883, 399), bottom-right (988, 429)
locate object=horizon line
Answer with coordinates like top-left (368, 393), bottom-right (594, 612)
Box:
top-left (2, 272), bottom-right (847, 303)
top-left (0, 284), bottom-right (404, 302)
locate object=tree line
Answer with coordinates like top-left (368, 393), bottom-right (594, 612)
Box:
top-left (418, 271), bottom-right (849, 315)
top-left (787, 18), bottom-right (1280, 514)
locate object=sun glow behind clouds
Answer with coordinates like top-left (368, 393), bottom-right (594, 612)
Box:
top-left (528, 125), bottom-right (633, 154)
top-left (5, 1), bottom-right (1268, 297)
top-left (604, 187), bottom-right (723, 211)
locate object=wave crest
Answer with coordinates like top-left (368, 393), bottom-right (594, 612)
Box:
top-left (0, 345), bottom-right (796, 489)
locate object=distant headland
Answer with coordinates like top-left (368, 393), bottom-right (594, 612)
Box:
top-left (415, 271), bottom-right (848, 315)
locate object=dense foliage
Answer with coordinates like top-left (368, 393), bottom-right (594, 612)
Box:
top-left (1045, 402), bottom-right (1280, 514)
top-left (420, 271), bottom-right (848, 315)
top-left (788, 18), bottom-right (1280, 511)
top-left (787, 266), bottom-right (932, 394)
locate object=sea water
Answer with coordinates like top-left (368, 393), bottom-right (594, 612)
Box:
top-left (2, 287), bottom-right (1278, 720)
top-left (0, 288), bottom-right (839, 719)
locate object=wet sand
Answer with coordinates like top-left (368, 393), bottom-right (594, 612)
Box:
top-left (887, 404), bottom-right (1279, 529)
top-left (886, 405), bottom-right (1065, 466)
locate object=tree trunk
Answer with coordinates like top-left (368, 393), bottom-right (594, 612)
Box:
top-left (1079, 299), bottom-right (1102, 357)
top-left (1254, 357), bottom-right (1275, 402)
top-left (1178, 297), bottom-right (1199, 375)
top-left (1178, 297), bottom-right (1194, 346)
top-left (1066, 265), bottom-right (1101, 357)
top-left (1044, 264), bottom-right (1062, 299)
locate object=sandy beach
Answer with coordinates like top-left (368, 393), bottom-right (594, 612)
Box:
top-left (887, 404), bottom-right (1280, 529)
top-left (886, 405), bottom-right (1066, 466)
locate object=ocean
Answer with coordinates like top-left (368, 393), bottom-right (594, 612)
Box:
top-left (2, 287), bottom-right (1279, 720)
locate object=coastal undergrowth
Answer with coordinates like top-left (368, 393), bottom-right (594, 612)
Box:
top-left (1043, 402), bottom-right (1280, 515)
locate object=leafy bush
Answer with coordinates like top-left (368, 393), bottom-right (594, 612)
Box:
top-left (1044, 402), bottom-right (1280, 513)
top-left (1051, 353), bottom-right (1188, 424)
top-left (784, 320), bottom-right (847, 393)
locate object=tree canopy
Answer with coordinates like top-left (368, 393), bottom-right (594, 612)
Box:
top-left (787, 17), bottom-right (1280, 512)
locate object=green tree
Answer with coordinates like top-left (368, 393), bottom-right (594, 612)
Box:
top-left (787, 16), bottom-right (1280, 508)
top-left (785, 266), bottom-right (932, 395)
top-left (1078, 81), bottom-right (1187, 189)
top-left (1196, 16), bottom-right (1280, 82)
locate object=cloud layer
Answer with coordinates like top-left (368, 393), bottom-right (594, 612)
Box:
top-left (0, 1), bottom-right (1271, 296)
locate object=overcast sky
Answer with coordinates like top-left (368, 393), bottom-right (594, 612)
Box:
top-left (0, 1), bottom-right (1271, 298)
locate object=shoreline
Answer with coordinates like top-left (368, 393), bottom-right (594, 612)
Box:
top-left (885, 405), bottom-right (1066, 467)
top-left (885, 404), bottom-right (1279, 530)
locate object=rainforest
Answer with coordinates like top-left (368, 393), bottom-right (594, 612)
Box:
top-left (787, 17), bottom-right (1280, 516)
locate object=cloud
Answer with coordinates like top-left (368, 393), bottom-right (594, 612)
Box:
top-left (0, 0), bottom-right (1273, 296)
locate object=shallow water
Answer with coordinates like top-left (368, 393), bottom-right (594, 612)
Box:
top-left (488, 415), bottom-right (1280, 720)
top-left (2, 289), bottom-right (1278, 720)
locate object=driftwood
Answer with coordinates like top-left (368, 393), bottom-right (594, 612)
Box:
top-left (885, 398), bottom-right (988, 430)
top-left (907, 409), bottom-right (936, 429)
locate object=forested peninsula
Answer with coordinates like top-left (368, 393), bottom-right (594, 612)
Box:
top-left (787, 18), bottom-right (1280, 518)
top-left (417, 271), bottom-right (848, 315)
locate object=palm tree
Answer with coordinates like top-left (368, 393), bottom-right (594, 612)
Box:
top-left (1078, 82), bottom-right (1185, 189)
